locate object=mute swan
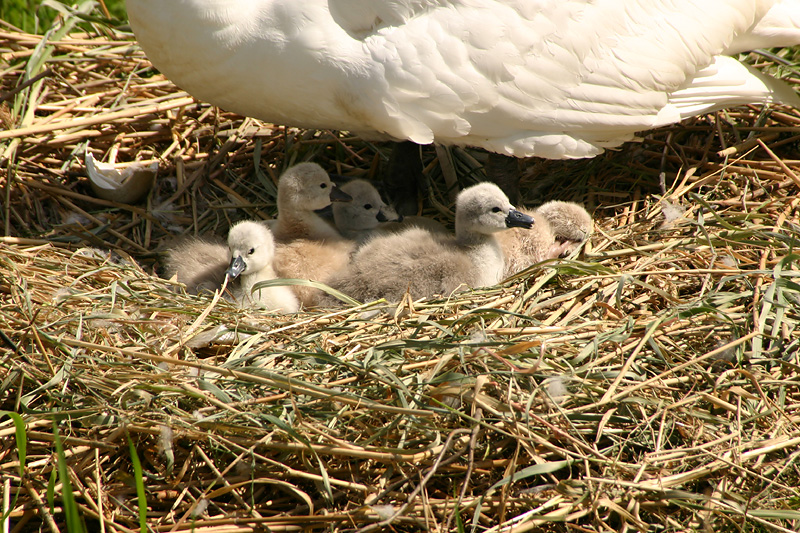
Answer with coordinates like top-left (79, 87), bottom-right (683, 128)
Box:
top-left (270, 162), bottom-right (352, 242)
top-left (328, 182), bottom-right (534, 302)
top-left (331, 179), bottom-right (398, 241)
top-left (226, 221), bottom-right (300, 312)
top-left (128, 1), bottom-right (800, 162)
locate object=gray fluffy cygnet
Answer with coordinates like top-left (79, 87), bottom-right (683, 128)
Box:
top-left (163, 236), bottom-right (229, 294)
top-left (331, 179), bottom-right (398, 242)
top-left (328, 182), bottom-right (533, 302)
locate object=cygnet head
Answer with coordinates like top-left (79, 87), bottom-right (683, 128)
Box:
top-left (455, 182), bottom-right (534, 241)
top-left (277, 162), bottom-right (352, 212)
top-left (536, 201), bottom-right (593, 243)
top-left (226, 221), bottom-right (276, 280)
top-left (332, 179), bottom-right (399, 235)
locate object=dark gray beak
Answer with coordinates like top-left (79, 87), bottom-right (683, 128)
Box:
top-left (506, 209), bottom-right (534, 229)
top-left (226, 255), bottom-right (246, 280)
top-left (329, 185), bottom-right (353, 203)
top-left (376, 209), bottom-right (389, 222)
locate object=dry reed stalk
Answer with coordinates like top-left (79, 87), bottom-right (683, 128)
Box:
top-left (2, 13), bottom-right (800, 533)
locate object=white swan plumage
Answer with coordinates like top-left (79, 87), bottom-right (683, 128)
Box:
top-left (127, 0), bottom-right (800, 159)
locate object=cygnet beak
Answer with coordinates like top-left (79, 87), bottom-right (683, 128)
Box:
top-left (226, 255), bottom-right (246, 280)
top-left (381, 204), bottom-right (402, 223)
top-left (506, 209), bottom-right (535, 229)
top-left (329, 185), bottom-right (353, 203)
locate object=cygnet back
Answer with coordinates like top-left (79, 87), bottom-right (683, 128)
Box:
top-left (328, 182), bottom-right (533, 302)
top-left (163, 235), bottom-right (229, 294)
top-left (271, 162), bottom-right (351, 242)
top-left (378, 215), bottom-right (450, 236)
top-left (273, 237), bottom-right (355, 307)
top-left (226, 220), bottom-right (299, 312)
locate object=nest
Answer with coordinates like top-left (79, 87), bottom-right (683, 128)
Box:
top-left (2, 9), bottom-right (800, 533)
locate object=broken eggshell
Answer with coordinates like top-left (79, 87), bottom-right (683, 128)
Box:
top-left (86, 152), bottom-right (157, 204)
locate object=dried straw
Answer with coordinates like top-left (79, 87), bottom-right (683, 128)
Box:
top-left (2, 10), bottom-right (800, 533)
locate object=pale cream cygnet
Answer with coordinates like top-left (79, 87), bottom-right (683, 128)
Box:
top-left (496, 208), bottom-right (556, 278)
top-left (226, 221), bottom-right (300, 312)
top-left (328, 182), bottom-right (533, 302)
top-left (270, 162), bottom-right (352, 242)
top-left (497, 201), bottom-right (593, 277)
top-left (272, 237), bottom-right (355, 308)
top-left (262, 163), bottom-right (356, 306)
top-left (536, 201), bottom-right (593, 246)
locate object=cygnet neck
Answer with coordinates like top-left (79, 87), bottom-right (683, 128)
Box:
top-left (456, 229), bottom-right (505, 287)
top-left (238, 263), bottom-right (269, 298)
top-left (455, 226), bottom-right (492, 246)
top-left (275, 209), bottom-right (339, 241)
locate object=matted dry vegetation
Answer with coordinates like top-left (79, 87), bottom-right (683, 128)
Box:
top-left (2, 8), bottom-right (800, 533)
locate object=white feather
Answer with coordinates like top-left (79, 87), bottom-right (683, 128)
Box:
top-left (128, 0), bottom-right (800, 159)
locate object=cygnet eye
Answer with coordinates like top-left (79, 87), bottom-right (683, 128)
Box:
top-left (363, 203), bottom-right (373, 210)
top-left (320, 182), bottom-right (328, 189)
top-left (491, 207), bottom-right (502, 213)
top-left (248, 247), bottom-right (255, 255)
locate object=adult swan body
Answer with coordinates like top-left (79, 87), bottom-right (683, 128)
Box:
top-left (127, 0), bottom-right (800, 160)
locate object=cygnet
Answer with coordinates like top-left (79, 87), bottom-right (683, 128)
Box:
top-left (265, 165), bottom-right (358, 307)
top-left (163, 236), bottom-right (229, 294)
top-left (328, 182), bottom-right (533, 302)
top-left (270, 162), bottom-right (352, 242)
top-left (496, 208), bottom-right (557, 278)
top-left (272, 237), bottom-right (355, 307)
top-left (332, 178), bottom-right (450, 239)
top-left (536, 200), bottom-right (593, 246)
top-left (497, 202), bottom-right (593, 277)
top-left (331, 179), bottom-right (398, 242)
top-left (226, 221), bottom-right (300, 312)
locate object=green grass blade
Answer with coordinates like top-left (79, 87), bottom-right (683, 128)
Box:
top-left (53, 420), bottom-right (84, 533)
top-left (47, 468), bottom-right (56, 513)
top-left (252, 278), bottom-right (361, 306)
top-left (0, 412), bottom-right (27, 523)
top-left (126, 432), bottom-right (148, 533)
top-left (486, 460), bottom-right (571, 496)
top-left (0, 412), bottom-right (26, 478)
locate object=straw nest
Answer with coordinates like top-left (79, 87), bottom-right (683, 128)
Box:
top-left (2, 9), bottom-right (800, 533)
